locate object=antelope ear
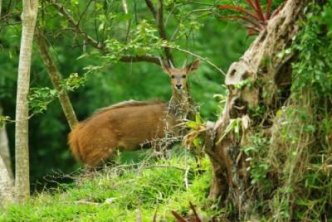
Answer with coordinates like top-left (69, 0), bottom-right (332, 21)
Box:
top-left (186, 59), bottom-right (200, 73)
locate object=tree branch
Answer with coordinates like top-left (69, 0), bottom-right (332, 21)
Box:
top-left (47, 0), bottom-right (103, 50)
top-left (122, 0), bottom-right (131, 43)
top-left (157, 0), bottom-right (174, 66)
top-left (145, 0), bottom-right (157, 19)
top-left (119, 55), bottom-right (161, 65)
top-left (35, 27), bottom-right (78, 130)
top-left (46, 0), bottom-right (162, 66)
top-left (77, 0), bottom-right (93, 27)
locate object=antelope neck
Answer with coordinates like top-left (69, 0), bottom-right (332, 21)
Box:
top-left (168, 86), bottom-right (192, 120)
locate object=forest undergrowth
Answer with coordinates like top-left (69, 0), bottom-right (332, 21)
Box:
top-left (240, 3), bottom-right (332, 220)
top-left (0, 147), bottom-right (219, 222)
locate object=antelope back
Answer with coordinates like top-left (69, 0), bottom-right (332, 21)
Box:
top-left (68, 101), bottom-right (176, 167)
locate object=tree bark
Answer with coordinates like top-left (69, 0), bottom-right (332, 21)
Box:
top-left (35, 28), bottom-right (78, 130)
top-left (0, 0), bottom-right (2, 18)
top-left (0, 104), bottom-right (13, 179)
top-left (0, 104), bottom-right (14, 208)
top-left (15, 0), bottom-right (39, 203)
top-left (0, 155), bottom-right (14, 208)
top-left (205, 0), bottom-right (309, 219)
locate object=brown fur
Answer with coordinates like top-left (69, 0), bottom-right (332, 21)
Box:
top-left (68, 60), bottom-right (200, 167)
top-left (68, 101), bottom-right (176, 167)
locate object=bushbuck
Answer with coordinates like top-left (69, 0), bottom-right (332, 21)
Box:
top-left (68, 60), bottom-right (200, 167)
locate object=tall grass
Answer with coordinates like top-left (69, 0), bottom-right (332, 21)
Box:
top-left (0, 148), bottom-right (216, 221)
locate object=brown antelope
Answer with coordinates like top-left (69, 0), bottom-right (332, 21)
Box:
top-left (68, 60), bottom-right (200, 167)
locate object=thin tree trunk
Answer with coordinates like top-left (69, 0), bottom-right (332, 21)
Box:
top-left (0, 155), bottom-right (14, 208)
top-left (15, 0), bottom-right (39, 202)
top-left (0, 0), bottom-right (2, 18)
top-left (0, 104), bottom-right (14, 208)
top-left (35, 28), bottom-right (78, 130)
top-left (0, 104), bottom-right (13, 179)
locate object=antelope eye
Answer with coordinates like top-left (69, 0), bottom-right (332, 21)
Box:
top-left (182, 75), bottom-right (186, 78)
top-left (171, 75), bottom-right (175, 79)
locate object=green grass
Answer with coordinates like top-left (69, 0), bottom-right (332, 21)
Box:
top-left (0, 148), bottom-right (216, 222)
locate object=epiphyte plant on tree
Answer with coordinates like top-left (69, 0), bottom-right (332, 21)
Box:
top-left (217, 0), bottom-right (285, 35)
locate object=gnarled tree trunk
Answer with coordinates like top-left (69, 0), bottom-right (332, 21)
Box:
top-left (205, 0), bottom-right (310, 219)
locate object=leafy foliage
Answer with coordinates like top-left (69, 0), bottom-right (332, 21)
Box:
top-left (0, 0), bottom-right (251, 185)
top-left (29, 87), bottom-right (58, 114)
top-left (241, 2), bottom-right (332, 220)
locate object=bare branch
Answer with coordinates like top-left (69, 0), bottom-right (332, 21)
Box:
top-left (157, 0), bottom-right (174, 66)
top-left (122, 0), bottom-right (131, 43)
top-left (173, 47), bottom-right (226, 75)
top-left (77, 0), bottom-right (93, 27)
top-left (120, 55), bottom-right (161, 65)
top-left (145, 0), bottom-right (157, 19)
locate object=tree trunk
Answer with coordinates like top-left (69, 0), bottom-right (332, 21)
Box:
top-left (0, 104), bottom-right (14, 208)
top-left (205, 0), bottom-right (309, 219)
top-left (35, 28), bottom-right (78, 130)
top-left (15, 0), bottom-right (39, 203)
top-left (0, 155), bottom-right (14, 208)
top-left (0, 104), bottom-right (13, 179)
top-left (0, 0), bottom-right (2, 18)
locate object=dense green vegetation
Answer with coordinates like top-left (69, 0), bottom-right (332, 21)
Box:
top-left (1, 0), bottom-right (331, 221)
top-left (0, 1), bottom-right (250, 186)
top-left (0, 149), bottom-right (215, 221)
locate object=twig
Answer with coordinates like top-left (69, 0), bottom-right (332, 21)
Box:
top-left (157, 0), bottom-right (174, 66)
top-left (120, 55), bottom-right (161, 65)
top-left (122, 0), bottom-right (131, 43)
top-left (145, 0), bottom-right (157, 19)
top-left (75, 200), bottom-right (100, 205)
top-left (173, 47), bottom-right (226, 75)
top-left (189, 202), bottom-right (202, 222)
top-left (184, 167), bottom-right (190, 190)
top-left (77, 0), bottom-right (93, 26)
top-left (142, 165), bottom-right (187, 172)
